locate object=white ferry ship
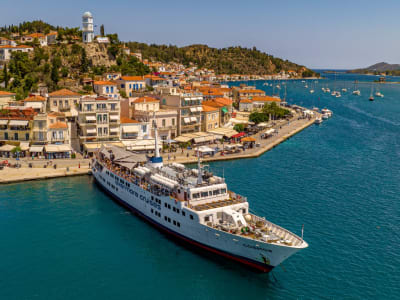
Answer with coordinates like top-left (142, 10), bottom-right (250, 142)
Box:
top-left (91, 129), bottom-right (308, 273)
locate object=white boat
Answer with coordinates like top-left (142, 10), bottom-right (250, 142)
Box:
top-left (321, 88), bottom-right (326, 92)
top-left (312, 107), bottom-right (319, 112)
top-left (322, 114), bottom-right (329, 120)
top-left (326, 88), bottom-right (331, 93)
top-left (314, 117), bottom-right (323, 124)
top-left (352, 90), bottom-right (361, 96)
top-left (310, 89), bottom-right (314, 94)
top-left (336, 93), bottom-right (341, 98)
top-left (276, 85), bottom-right (281, 89)
top-left (91, 127), bottom-right (308, 273)
top-left (321, 108), bottom-right (333, 117)
top-left (375, 92), bottom-right (384, 98)
top-left (341, 88), bottom-right (347, 92)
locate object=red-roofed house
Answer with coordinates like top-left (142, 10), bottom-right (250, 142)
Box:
top-left (48, 89), bottom-right (81, 113)
top-left (0, 91), bottom-right (16, 109)
top-left (116, 76), bottom-right (146, 97)
top-left (93, 81), bottom-right (119, 99)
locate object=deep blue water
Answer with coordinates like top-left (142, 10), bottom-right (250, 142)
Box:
top-left (1, 73), bottom-right (399, 299)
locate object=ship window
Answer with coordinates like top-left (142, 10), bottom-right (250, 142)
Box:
top-left (173, 207), bottom-right (176, 212)
top-left (193, 193), bottom-right (200, 199)
top-left (151, 209), bottom-right (154, 213)
top-left (204, 216), bottom-right (210, 222)
top-left (177, 222), bottom-right (180, 227)
top-left (213, 190), bottom-right (220, 195)
top-left (173, 220), bottom-right (176, 225)
top-left (164, 203), bottom-right (167, 208)
top-left (176, 209), bottom-right (180, 214)
top-left (164, 216), bottom-right (167, 221)
top-left (168, 217), bottom-right (171, 223)
top-left (168, 204), bottom-right (171, 209)
top-left (182, 211), bottom-right (186, 216)
top-left (190, 215), bottom-right (194, 220)
top-left (151, 196), bottom-right (154, 200)
top-left (201, 191), bottom-right (208, 197)
top-left (220, 188), bottom-right (227, 194)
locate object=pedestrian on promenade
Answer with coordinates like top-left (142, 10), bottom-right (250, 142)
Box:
top-left (173, 155), bottom-right (176, 161)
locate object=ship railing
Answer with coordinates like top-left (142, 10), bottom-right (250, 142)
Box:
top-left (250, 214), bottom-right (304, 247)
top-left (228, 190), bottom-right (247, 203)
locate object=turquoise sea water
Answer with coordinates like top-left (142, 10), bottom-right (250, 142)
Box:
top-left (1, 73), bottom-right (399, 299)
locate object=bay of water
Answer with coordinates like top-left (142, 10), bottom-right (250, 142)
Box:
top-left (1, 72), bottom-right (399, 299)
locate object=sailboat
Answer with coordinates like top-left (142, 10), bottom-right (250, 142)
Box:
top-left (375, 85), bottom-right (384, 98)
top-left (352, 81), bottom-right (361, 95)
top-left (369, 85), bottom-right (374, 101)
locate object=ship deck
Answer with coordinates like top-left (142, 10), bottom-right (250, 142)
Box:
top-left (191, 198), bottom-right (246, 211)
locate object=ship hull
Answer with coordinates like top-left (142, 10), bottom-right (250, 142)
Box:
top-left (93, 176), bottom-right (274, 273)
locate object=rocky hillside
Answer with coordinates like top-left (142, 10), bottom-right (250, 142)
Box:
top-left (348, 62), bottom-right (400, 75)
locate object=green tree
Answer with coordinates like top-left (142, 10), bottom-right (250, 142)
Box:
top-left (80, 48), bottom-right (89, 73)
top-left (233, 124), bottom-right (245, 132)
top-left (249, 112), bottom-right (269, 124)
top-left (100, 24), bottom-right (105, 36)
top-left (51, 65), bottom-right (59, 84)
top-left (3, 64), bottom-right (9, 88)
top-left (61, 67), bottom-right (68, 78)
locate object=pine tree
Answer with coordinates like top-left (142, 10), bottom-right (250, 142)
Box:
top-left (100, 24), bottom-right (105, 37)
top-left (80, 48), bottom-right (89, 73)
top-left (3, 64), bottom-right (9, 88)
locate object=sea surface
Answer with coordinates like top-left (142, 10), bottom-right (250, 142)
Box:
top-left (1, 72), bottom-right (399, 299)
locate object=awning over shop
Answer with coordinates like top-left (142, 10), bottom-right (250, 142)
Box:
top-left (0, 120), bottom-right (8, 125)
top-left (110, 127), bottom-right (119, 133)
top-left (183, 117), bottom-right (190, 124)
top-left (0, 144), bottom-right (15, 151)
top-left (123, 139), bottom-right (161, 151)
top-left (197, 107), bottom-right (203, 112)
top-left (231, 132), bottom-right (245, 139)
top-left (122, 126), bottom-right (139, 133)
top-left (86, 115), bottom-right (96, 121)
top-left (190, 107), bottom-right (197, 112)
top-left (84, 142), bottom-right (124, 151)
top-left (19, 142), bottom-right (29, 151)
top-left (174, 135), bottom-right (192, 143)
top-left (110, 115), bottom-right (119, 120)
top-left (9, 120), bottom-right (28, 126)
top-left (45, 144), bottom-right (72, 152)
top-left (190, 117), bottom-right (197, 122)
top-left (86, 128), bottom-right (96, 134)
top-left (197, 146), bottom-right (214, 153)
top-left (193, 135), bottom-right (215, 144)
top-left (208, 127), bottom-right (238, 138)
top-left (29, 146), bottom-right (44, 152)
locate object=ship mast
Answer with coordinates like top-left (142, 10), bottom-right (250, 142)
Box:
top-left (196, 147), bottom-right (202, 185)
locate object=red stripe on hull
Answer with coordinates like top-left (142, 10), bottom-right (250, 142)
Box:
top-left (94, 177), bottom-right (274, 273)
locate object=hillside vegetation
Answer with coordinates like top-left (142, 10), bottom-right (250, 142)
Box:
top-left (348, 62), bottom-right (400, 76)
top-left (127, 42), bottom-right (316, 76)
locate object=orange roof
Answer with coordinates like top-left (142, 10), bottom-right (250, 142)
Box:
top-left (49, 89), bottom-right (80, 97)
top-left (241, 136), bottom-right (256, 142)
top-left (202, 105), bottom-right (219, 113)
top-left (47, 112), bottom-right (65, 117)
top-left (24, 95), bottom-right (46, 102)
top-left (214, 97), bottom-right (232, 106)
top-left (48, 122), bottom-right (68, 129)
top-left (252, 96), bottom-right (281, 102)
top-left (0, 91), bottom-right (15, 96)
top-left (134, 96), bottom-right (159, 103)
top-left (120, 117), bottom-right (139, 124)
top-left (0, 45), bottom-right (33, 49)
top-left (26, 33), bottom-right (45, 39)
top-left (239, 89), bottom-right (265, 94)
top-left (144, 75), bottom-right (165, 80)
top-left (46, 31), bottom-right (58, 36)
top-left (202, 100), bottom-right (224, 108)
top-left (93, 80), bottom-right (117, 86)
top-left (240, 99), bottom-right (253, 103)
top-left (121, 76), bottom-right (145, 81)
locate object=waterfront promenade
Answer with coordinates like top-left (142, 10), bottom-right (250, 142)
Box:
top-left (0, 112), bottom-right (317, 184)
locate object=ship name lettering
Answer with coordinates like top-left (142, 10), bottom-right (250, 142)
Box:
top-left (243, 244), bottom-right (272, 253)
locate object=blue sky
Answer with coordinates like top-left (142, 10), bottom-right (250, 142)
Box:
top-left (1, 0), bottom-right (400, 69)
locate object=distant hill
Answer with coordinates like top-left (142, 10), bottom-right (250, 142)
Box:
top-left (348, 62), bottom-right (400, 75)
top-left (126, 43), bottom-right (318, 77)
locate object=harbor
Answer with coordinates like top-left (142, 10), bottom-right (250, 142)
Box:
top-left (1, 72), bottom-right (398, 299)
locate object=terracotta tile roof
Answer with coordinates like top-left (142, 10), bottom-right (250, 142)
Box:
top-left (47, 112), bottom-right (65, 117)
top-left (93, 80), bottom-right (117, 86)
top-left (0, 91), bottom-right (15, 96)
top-left (95, 96), bottom-right (109, 101)
top-left (239, 89), bottom-right (265, 94)
top-left (24, 95), bottom-right (46, 102)
top-left (26, 33), bottom-right (45, 39)
top-left (120, 117), bottom-right (139, 124)
top-left (48, 121), bottom-right (68, 129)
top-left (214, 97), bottom-right (233, 106)
top-left (49, 89), bottom-right (80, 97)
top-left (252, 96), bottom-right (281, 102)
top-left (202, 105), bottom-right (219, 112)
top-left (202, 100), bottom-right (224, 108)
top-left (121, 76), bottom-right (145, 81)
top-left (133, 96), bottom-right (159, 103)
top-left (240, 99), bottom-right (253, 103)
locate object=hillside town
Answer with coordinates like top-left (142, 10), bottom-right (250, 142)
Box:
top-left (0, 12), bottom-right (314, 162)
